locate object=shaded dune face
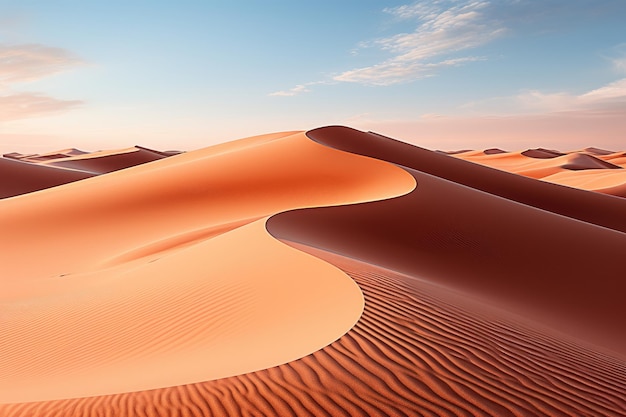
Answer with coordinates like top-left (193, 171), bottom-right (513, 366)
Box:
top-left (0, 146), bottom-right (178, 199)
top-left (270, 126), bottom-right (626, 357)
top-left (46, 147), bottom-right (171, 174)
top-left (0, 157), bottom-right (95, 199)
top-left (307, 127), bottom-right (626, 233)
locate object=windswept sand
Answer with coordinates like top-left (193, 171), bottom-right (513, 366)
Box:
top-left (0, 130), bottom-right (414, 402)
top-left (1, 126), bottom-right (625, 416)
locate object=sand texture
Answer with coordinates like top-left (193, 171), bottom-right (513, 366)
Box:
top-left (1, 126), bottom-right (625, 416)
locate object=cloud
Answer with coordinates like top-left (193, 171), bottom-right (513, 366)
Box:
top-left (463, 78), bottom-right (626, 115)
top-left (343, 75), bottom-right (626, 151)
top-left (0, 43), bottom-right (84, 121)
top-left (334, 56), bottom-right (485, 86)
top-left (0, 43), bottom-right (83, 87)
top-left (580, 78), bottom-right (626, 103)
top-left (333, 1), bottom-right (505, 86)
top-left (268, 81), bottom-right (333, 97)
top-left (269, 84), bottom-right (311, 97)
top-left (273, 1), bottom-right (505, 94)
top-left (0, 92), bottom-right (83, 121)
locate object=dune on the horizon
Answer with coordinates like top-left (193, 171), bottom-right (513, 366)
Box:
top-left (0, 145), bottom-right (185, 200)
top-left (1, 126), bottom-right (625, 417)
top-left (0, 157), bottom-right (96, 199)
top-left (451, 146), bottom-right (626, 197)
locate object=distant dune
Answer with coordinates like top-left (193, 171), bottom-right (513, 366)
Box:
top-left (0, 146), bottom-right (181, 199)
top-left (0, 157), bottom-right (95, 199)
top-left (452, 146), bottom-right (626, 197)
top-left (1, 126), bottom-right (624, 416)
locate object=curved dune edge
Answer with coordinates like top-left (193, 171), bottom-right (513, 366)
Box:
top-left (1, 219), bottom-right (364, 403)
top-left (293, 127), bottom-right (626, 358)
top-left (0, 130), bottom-right (416, 403)
top-left (2, 245), bottom-right (624, 416)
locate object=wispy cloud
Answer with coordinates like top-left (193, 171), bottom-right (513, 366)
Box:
top-left (269, 84), bottom-right (312, 97)
top-left (268, 81), bottom-right (333, 97)
top-left (0, 43), bottom-right (83, 86)
top-left (462, 77), bottom-right (626, 115)
top-left (607, 43), bottom-right (626, 74)
top-left (0, 43), bottom-right (84, 121)
top-left (272, 1), bottom-right (505, 95)
top-left (0, 92), bottom-right (83, 121)
top-left (336, 1), bottom-right (504, 85)
top-left (334, 56), bottom-right (485, 86)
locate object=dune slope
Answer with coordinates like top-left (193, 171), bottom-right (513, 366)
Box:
top-left (2, 246), bottom-right (623, 416)
top-left (0, 130), bottom-right (414, 402)
top-left (45, 147), bottom-right (170, 174)
top-left (0, 157), bottom-right (95, 199)
top-left (1, 126), bottom-right (624, 417)
top-left (269, 126), bottom-right (626, 357)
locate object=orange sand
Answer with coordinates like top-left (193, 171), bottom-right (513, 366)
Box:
top-left (452, 147), bottom-right (626, 197)
top-left (0, 130), bottom-right (415, 402)
top-left (2, 126), bottom-right (625, 417)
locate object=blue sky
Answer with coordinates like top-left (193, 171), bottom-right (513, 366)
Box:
top-left (1, 0), bottom-right (625, 152)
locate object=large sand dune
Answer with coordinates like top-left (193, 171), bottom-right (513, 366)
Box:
top-left (1, 126), bottom-right (625, 416)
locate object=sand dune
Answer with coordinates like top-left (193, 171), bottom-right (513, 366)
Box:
top-left (43, 146), bottom-right (170, 174)
top-left (1, 145), bottom-right (181, 199)
top-left (452, 146), bottom-right (626, 196)
top-left (0, 130), bottom-right (413, 403)
top-left (520, 148), bottom-right (564, 158)
top-left (542, 169), bottom-right (626, 198)
top-left (273, 126), bottom-right (626, 358)
top-left (0, 157), bottom-right (95, 199)
top-left (2, 246), bottom-right (624, 416)
top-left (1, 126), bottom-right (625, 416)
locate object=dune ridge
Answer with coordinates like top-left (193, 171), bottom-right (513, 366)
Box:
top-left (276, 126), bottom-right (626, 357)
top-left (0, 129), bottom-right (415, 403)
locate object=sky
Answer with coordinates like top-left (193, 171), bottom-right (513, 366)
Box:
top-left (1, 0), bottom-right (625, 153)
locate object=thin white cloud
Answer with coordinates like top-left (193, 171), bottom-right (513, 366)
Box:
top-left (273, 1), bottom-right (505, 95)
top-left (580, 78), bottom-right (626, 102)
top-left (269, 84), bottom-right (311, 97)
top-left (462, 77), bottom-right (626, 115)
top-left (334, 1), bottom-right (505, 86)
top-left (335, 56), bottom-right (485, 86)
top-left (268, 81), bottom-right (333, 97)
top-left (0, 92), bottom-right (83, 121)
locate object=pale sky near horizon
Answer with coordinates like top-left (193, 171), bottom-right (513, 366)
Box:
top-left (1, 0), bottom-right (625, 153)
